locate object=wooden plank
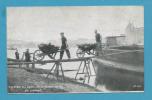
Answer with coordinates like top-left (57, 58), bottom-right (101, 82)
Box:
top-left (8, 49), bottom-right (143, 65)
top-left (7, 56), bottom-right (95, 65)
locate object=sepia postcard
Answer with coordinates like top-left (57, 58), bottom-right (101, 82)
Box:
top-left (7, 6), bottom-right (144, 93)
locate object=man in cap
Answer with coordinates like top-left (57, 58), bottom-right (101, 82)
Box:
top-left (25, 49), bottom-right (31, 68)
top-left (95, 29), bottom-right (102, 56)
top-left (60, 32), bottom-right (71, 59)
top-left (15, 49), bottom-right (20, 60)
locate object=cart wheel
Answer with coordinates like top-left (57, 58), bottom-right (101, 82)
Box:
top-left (76, 48), bottom-right (85, 58)
top-left (47, 53), bottom-right (55, 59)
top-left (33, 50), bottom-right (45, 61)
top-left (90, 49), bottom-right (96, 55)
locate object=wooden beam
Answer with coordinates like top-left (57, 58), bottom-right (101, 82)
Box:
top-left (8, 49), bottom-right (143, 65)
top-left (7, 56), bottom-right (95, 65)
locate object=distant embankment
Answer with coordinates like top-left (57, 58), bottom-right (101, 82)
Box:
top-left (94, 47), bottom-right (144, 91)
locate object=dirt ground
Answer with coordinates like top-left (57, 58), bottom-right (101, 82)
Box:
top-left (8, 67), bottom-right (100, 93)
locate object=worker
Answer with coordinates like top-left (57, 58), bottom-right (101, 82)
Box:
top-left (25, 49), bottom-right (31, 68)
top-left (95, 29), bottom-right (102, 56)
top-left (15, 49), bottom-right (20, 60)
top-left (60, 32), bottom-right (71, 59)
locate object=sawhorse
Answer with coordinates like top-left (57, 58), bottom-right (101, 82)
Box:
top-left (75, 58), bottom-right (96, 84)
top-left (46, 61), bottom-right (65, 81)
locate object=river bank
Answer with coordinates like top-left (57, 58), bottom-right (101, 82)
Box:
top-left (8, 66), bottom-right (100, 93)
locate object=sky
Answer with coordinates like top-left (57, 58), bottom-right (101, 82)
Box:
top-left (7, 6), bottom-right (144, 42)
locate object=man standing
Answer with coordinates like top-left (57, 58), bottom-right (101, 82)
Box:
top-left (25, 49), bottom-right (31, 62)
top-left (15, 49), bottom-right (20, 60)
top-left (60, 32), bottom-right (71, 59)
top-left (25, 49), bottom-right (31, 68)
top-left (95, 29), bottom-right (102, 56)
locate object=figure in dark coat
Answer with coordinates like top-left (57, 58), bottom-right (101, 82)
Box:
top-left (15, 49), bottom-right (20, 60)
top-left (25, 49), bottom-right (31, 68)
top-left (25, 49), bottom-right (31, 62)
top-left (60, 32), bottom-right (71, 59)
top-left (95, 29), bottom-right (102, 56)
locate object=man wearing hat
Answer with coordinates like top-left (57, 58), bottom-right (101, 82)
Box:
top-left (25, 49), bottom-right (31, 68)
top-left (60, 32), bottom-right (71, 59)
top-left (95, 29), bottom-right (102, 56)
top-left (15, 49), bottom-right (20, 60)
top-left (25, 49), bottom-right (31, 62)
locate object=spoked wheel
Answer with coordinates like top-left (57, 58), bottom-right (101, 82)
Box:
top-left (47, 53), bottom-right (56, 59)
top-left (33, 50), bottom-right (45, 61)
top-left (89, 49), bottom-right (96, 55)
top-left (76, 48), bottom-right (85, 58)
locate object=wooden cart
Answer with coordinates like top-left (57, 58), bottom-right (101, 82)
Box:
top-left (33, 43), bottom-right (60, 61)
top-left (76, 43), bottom-right (96, 58)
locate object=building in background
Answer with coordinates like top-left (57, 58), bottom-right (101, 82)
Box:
top-left (106, 35), bottom-right (126, 47)
top-left (106, 22), bottom-right (144, 47)
top-left (125, 22), bottom-right (144, 45)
